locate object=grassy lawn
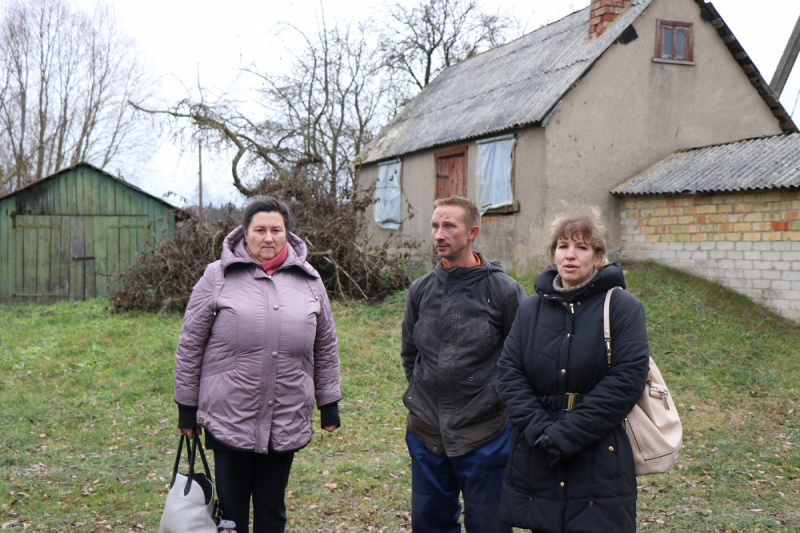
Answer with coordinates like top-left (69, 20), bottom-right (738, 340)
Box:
top-left (0, 261), bottom-right (798, 532)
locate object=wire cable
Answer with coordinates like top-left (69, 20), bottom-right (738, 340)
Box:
top-left (791, 85), bottom-right (800, 117)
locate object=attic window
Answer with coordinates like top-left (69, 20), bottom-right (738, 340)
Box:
top-left (654, 20), bottom-right (694, 65)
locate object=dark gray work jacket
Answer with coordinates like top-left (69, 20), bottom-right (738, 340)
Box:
top-left (401, 253), bottom-right (525, 456)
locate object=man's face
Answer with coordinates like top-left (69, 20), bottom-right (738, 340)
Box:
top-left (431, 205), bottom-right (474, 262)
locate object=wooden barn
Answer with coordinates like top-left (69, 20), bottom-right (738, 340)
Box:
top-left (0, 163), bottom-right (182, 304)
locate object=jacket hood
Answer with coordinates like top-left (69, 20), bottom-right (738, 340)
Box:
top-left (432, 252), bottom-right (506, 283)
top-left (220, 226), bottom-right (318, 278)
top-left (534, 262), bottom-right (626, 296)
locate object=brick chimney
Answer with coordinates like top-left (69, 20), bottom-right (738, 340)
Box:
top-left (589, 0), bottom-right (633, 40)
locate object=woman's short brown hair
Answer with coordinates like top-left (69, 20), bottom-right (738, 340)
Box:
top-left (546, 206), bottom-right (609, 266)
top-left (242, 197), bottom-right (294, 233)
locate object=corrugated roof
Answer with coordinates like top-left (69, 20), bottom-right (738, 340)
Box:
top-left (0, 162), bottom-right (184, 212)
top-left (357, 0), bottom-right (655, 164)
top-left (612, 133), bottom-right (800, 195)
top-left (358, 0), bottom-right (798, 165)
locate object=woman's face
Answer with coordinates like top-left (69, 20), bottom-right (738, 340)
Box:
top-left (554, 233), bottom-right (603, 288)
top-left (244, 211), bottom-right (287, 262)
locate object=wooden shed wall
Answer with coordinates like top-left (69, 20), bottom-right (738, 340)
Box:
top-left (0, 166), bottom-right (177, 304)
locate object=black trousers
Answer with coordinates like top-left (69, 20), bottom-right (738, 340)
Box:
top-left (213, 449), bottom-right (295, 533)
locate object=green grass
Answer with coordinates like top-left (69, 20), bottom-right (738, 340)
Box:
top-left (0, 261), bottom-right (799, 532)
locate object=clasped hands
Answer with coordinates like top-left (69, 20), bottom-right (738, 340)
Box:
top-left (534, 433), bottom-right (570, 467)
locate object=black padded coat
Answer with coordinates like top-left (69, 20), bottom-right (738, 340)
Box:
top-left (401, 253), bottom-right (525, 457)
top-left (496, 263), bottom-right (649, 533)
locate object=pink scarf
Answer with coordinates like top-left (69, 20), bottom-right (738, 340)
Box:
top-left (255, 242), bottom-right (289, 275)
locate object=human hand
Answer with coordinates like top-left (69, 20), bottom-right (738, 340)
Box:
top-left (179, 427), bottom-right (202, 438)
top-left (534, 433), bottom-right (569, 468)
top-left (322, 425), bottom-right (338, 433)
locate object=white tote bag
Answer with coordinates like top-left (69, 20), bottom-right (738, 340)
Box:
top-left (604, 287), bottom-right (683, 476)
top-left (159, 433), bottom-right (219, 533)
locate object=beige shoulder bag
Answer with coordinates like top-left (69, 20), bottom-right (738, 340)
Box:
top-left (605, 287), bottom-right (682, 476)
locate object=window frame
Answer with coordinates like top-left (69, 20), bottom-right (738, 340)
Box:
top-left (433, 146), bottom-right (468, 201)
top-left (475, 133), bottom-right (519, 217)
top-left (374, 159), bottom-right (403, 229)
top-left (654, 19), bottom-right (694, 65)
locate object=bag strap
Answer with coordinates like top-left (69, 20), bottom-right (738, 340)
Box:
top-left (169, 434), bottom-right (188, 488)
top-left (604, 286), bottom-right (623, 367)
top-left (184, 433), bottom-right (198, 495)
top-left (182, 432), bottom-right (213, 496)
top-left (194, 432), bottom-right (213, 482)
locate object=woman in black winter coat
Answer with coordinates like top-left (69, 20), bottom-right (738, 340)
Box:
top-left (496, 208), bottom-right (650, 533)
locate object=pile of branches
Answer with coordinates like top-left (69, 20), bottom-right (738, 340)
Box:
top-left (110, 208), bottom-right (240, 313)
top-left (111, 181), bottom-right (418, 313)
top-left (256, 172), bottom-right (418, 302)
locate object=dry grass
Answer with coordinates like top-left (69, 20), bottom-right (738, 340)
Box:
top-left (1, 261), bottom-right (799, 531)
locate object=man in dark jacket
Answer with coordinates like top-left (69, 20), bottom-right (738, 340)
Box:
top-left (401, 196), bottom-right (525, 533)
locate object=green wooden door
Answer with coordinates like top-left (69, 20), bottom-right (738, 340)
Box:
top-left (13, 215), bottom-right (64, 304)
top-left (13, 214), bottom-right (149, 302)
top-left (100, 215), bottom-right (149, 296)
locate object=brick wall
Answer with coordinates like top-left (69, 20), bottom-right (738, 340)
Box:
top-left (619, 190), bottom-right (800, 323)
top-left (589, 0), bottom-right (633, 39)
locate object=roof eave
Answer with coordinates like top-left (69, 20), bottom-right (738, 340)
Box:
top-left (615, 184), bottom-right (800, 196)
top-left (0, 162), bottom-right (188, 216)
top-left (357, 120), bottom-right (544, 166)
top-left (700, 1), bottom-right (797, 133)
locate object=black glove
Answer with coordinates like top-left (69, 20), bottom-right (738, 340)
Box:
top-left (534, 433), bottom-right (569, 467)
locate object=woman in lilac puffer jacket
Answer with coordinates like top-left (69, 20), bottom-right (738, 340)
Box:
top-left (173, 197), bottom-right (341, 533)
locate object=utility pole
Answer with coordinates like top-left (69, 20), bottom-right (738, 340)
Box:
top-left (771, 13), bottom-right (800, 98)
top-left (198, 139), bottom-right (204, 222)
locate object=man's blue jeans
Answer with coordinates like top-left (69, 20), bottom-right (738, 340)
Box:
top-left (406, 424), bottom-right (513, 533)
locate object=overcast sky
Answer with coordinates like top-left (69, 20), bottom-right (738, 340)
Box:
top-left (71, 0), bottom-right (800, 207)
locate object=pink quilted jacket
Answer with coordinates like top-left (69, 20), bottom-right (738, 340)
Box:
top-left (173, 227), bottom-right (341, 452)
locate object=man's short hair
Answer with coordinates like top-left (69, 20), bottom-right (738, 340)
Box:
top-left (433, 196), bottom-right (480, 231)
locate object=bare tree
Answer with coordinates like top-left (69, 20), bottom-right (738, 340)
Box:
top-left (0, 0), bottom-right (155, 194)
top-left (130, 17), bottom-right (419, 302)
top-left (136, 18), bottom-right (384, 200)
top-left (379, 0), bottom-right (518, 108)
top-left (249, 20), bottom-right (386, 197)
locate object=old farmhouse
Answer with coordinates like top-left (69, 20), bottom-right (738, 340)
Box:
top-left (357, 0), bottom-right (796, 278)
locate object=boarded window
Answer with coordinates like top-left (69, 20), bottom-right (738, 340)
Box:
top-left (476, 134), bottom-right (515, 215)
top-left (434, 147), bottom-right (467, 200)
top-left (656, 20), bottom-right (693, 63)
top-left (374, 160), bottom-right (402, 230)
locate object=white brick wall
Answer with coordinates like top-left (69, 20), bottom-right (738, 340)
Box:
top-left (620, 216), bottom-right (800, 324)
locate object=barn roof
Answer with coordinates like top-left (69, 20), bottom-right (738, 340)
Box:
top-left (357, 0), bottom-right (796, 165)
top-left (611, 133), bottom-right (800, 195)
top-left (0, 162), bottom-right (181, 210)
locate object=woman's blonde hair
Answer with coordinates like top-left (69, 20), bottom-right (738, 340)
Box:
top-left (545, 206), bottom-right (609, 266)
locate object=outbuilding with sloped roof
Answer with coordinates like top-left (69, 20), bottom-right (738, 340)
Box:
top-left (614, 133), bottom-right (800, 323)
top-left (0, 163), bottom-right (182, 304)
